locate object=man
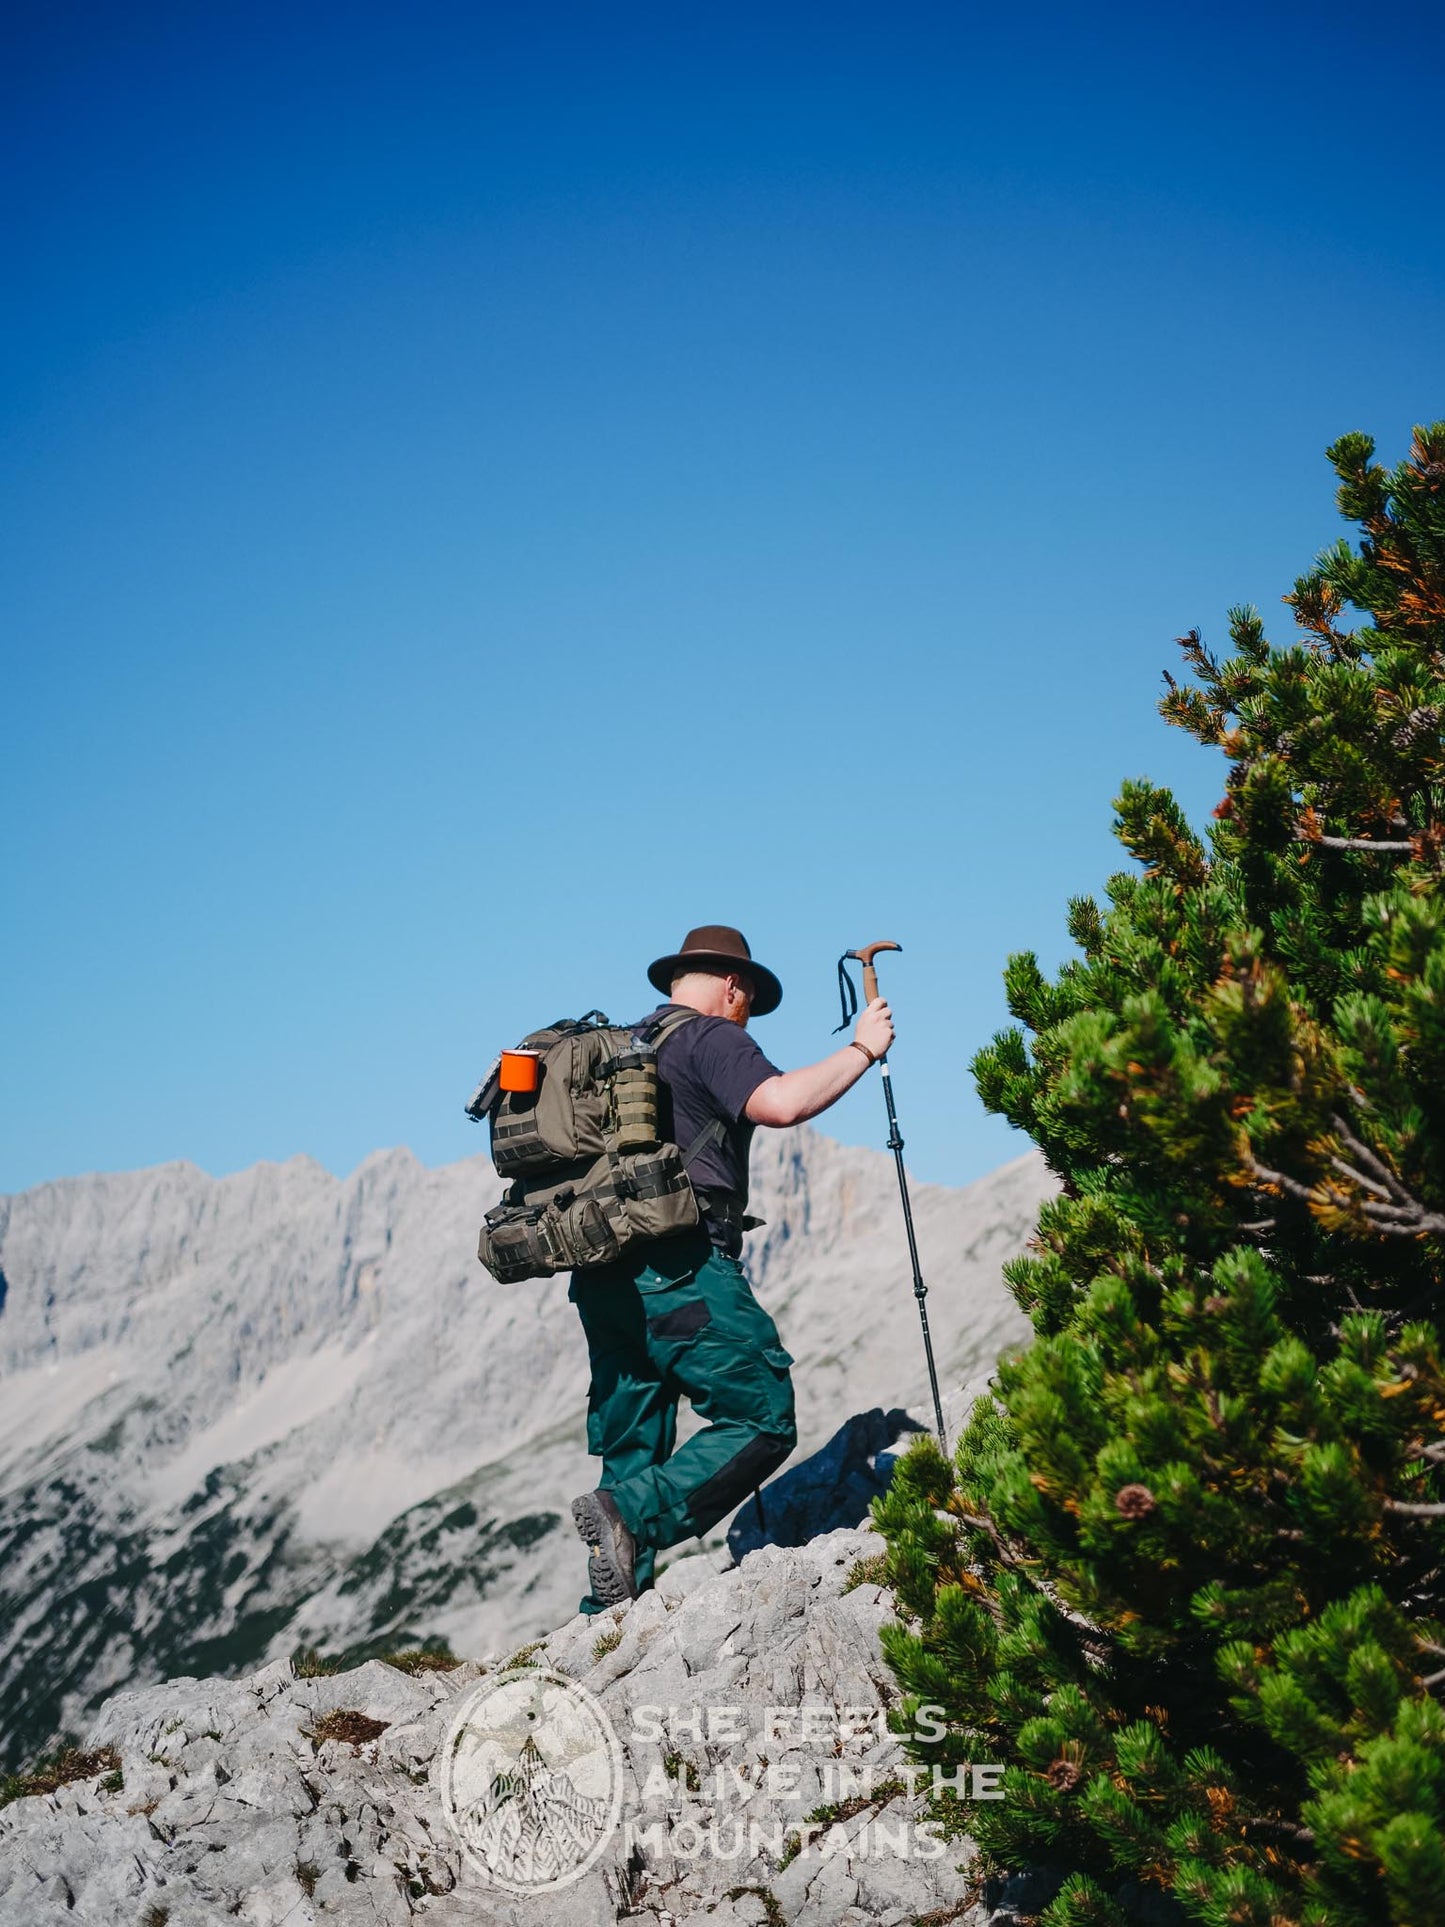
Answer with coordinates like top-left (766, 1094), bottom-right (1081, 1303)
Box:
top-left (568, 924), bottom-right (895, 1611)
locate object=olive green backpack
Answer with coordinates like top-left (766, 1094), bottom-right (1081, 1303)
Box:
top-left (465, 1008), bottom-right (723, 1283)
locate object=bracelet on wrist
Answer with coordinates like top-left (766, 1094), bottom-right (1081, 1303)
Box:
top-left (849, 1040), bottom-right (877, 1067)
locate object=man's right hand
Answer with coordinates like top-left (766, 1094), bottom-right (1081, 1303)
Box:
top-left (855, 997), bottom-right (894, 1061)
top-left (745, 996), bottom-right (897, 1127)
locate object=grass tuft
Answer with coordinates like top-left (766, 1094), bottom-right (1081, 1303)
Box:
top-left (724, 1887), bottom-right (785, 1927)
top-left (295, 1636), bottom-right (461, 1678)
top-left (0, 1745), bottom-right (123, 1810)
top-left (841, 1552), bottom-right (889, 1593)
top-left (591, 1619), bottom-right (624, 1661)
top-left (777, 1776), bottom-right (909, 1867)
top-left (304, 1709), bottom-right (390, 1752)
top-left (375, 1646), bottom-right (461, 1675)
top-left (292, 1647), bottom-right (344, 1679)
top-left (501, 1640), bottom-right (546, 1670)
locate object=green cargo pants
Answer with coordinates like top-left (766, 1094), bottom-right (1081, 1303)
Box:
top-left (568, 1227), bottom-right (797, 1614)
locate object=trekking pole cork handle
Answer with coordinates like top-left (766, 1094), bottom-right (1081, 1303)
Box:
top-left (848, 939), bottom-right (902, 1003)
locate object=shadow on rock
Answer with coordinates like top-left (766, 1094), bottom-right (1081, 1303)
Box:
top-left (725, 1406), bottom-right (924, 1560)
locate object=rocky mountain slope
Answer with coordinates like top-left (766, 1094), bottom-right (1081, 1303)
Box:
top-left (0, 1525), bottom-right (1036, 1926)
top-left (0, 1133), bottom-right (1051, 1771)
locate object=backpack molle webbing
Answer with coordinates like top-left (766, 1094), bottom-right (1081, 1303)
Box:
top-left (481, 1011), bottom-right (620, 1176)
top-left (468, 1008), bottom-right (717, 1282)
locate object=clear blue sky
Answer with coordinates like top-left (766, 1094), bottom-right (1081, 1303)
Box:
top-left (4, 0), bottom-right (1442, 1194)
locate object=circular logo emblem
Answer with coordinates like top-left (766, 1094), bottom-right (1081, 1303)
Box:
top-left (440, 1667), bottom-right (624, 1893)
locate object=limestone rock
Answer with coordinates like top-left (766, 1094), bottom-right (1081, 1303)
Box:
top-left (0, 1526), bottom-right (994, 1924)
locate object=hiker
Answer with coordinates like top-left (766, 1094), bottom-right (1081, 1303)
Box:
top-left (568, 925), bottom-right (895, 1611)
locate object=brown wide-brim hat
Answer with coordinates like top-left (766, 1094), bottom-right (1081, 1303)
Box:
top-left (647, 925), bottom-right (783, 1016)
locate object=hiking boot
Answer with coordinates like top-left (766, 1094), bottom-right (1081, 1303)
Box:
top-left (570, 1488), bottom-right (638, 1605)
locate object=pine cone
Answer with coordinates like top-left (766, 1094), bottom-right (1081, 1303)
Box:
top-left (1391, 705), bottom-right (1440, 750)
top-left (1114, 1483), bottom-right (1157, 1519)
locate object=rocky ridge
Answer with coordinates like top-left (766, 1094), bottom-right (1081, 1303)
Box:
top-left (0, 1524), bottom-right (1006, 1927)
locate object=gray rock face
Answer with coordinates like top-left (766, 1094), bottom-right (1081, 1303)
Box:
top-left (0, 1527), bottom-right (991, 1926)
top-left (0, 1133), bottom-right (1050, 1768)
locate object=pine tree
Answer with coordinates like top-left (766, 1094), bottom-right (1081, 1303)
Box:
top-left (875, 425), bottom-right (1445, 1926)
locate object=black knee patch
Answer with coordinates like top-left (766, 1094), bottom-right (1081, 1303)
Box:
top-left (684, 1430), bottom-right (795, 1537)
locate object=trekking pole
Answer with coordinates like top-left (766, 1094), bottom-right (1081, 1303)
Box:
top-left (837, 942), bottom-right (947, 1450)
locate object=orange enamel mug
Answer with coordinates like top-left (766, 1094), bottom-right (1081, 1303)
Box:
top-left (499, 1048), bottom-right (542, 1094)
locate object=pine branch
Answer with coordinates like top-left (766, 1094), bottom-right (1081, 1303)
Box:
top-left (1326, 1153), bottom-right (1396, 1203)
top-left (1359, 1202), bottom-right (1445, 1238)
top-left (951, 1494), bottom-right (1113, 1658)
top-left (1330, 1115), bottom-right (1418, 1208)
top-left (1240, 1814), bottom-right (1317, 1847)
top-left (1248, 1158), bottom-right (1316, 1205)
top-left (1028, 1580), bottom-right (1113, 1667)
top-left (1249, 1144), bottom-right (1445, 1239)
top-left (1295, 831), bottom-right (1417, 852)
top-left (954, 1507), bottom-right (1016, 1564)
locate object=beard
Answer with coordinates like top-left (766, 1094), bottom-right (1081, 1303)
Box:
top-left (725, 982), bottom-right (753, 1027)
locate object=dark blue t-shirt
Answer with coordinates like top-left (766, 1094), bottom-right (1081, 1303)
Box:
top-left (640, 1003), bottom-right (781, 1214)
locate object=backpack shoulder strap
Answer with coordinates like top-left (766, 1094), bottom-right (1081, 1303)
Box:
top-left (633, 1008), bottom-right (724, 1168)
top-left (634, 1005), bottom-right (705, 1048)
top-left (626, 1006), bottom-right (726, 1168)
top-left (680, 1115), bottom-right (727, 1170)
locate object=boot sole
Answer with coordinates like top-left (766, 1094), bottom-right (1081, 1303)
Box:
top-left (570, 1492), bottom-right (637, 1605)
